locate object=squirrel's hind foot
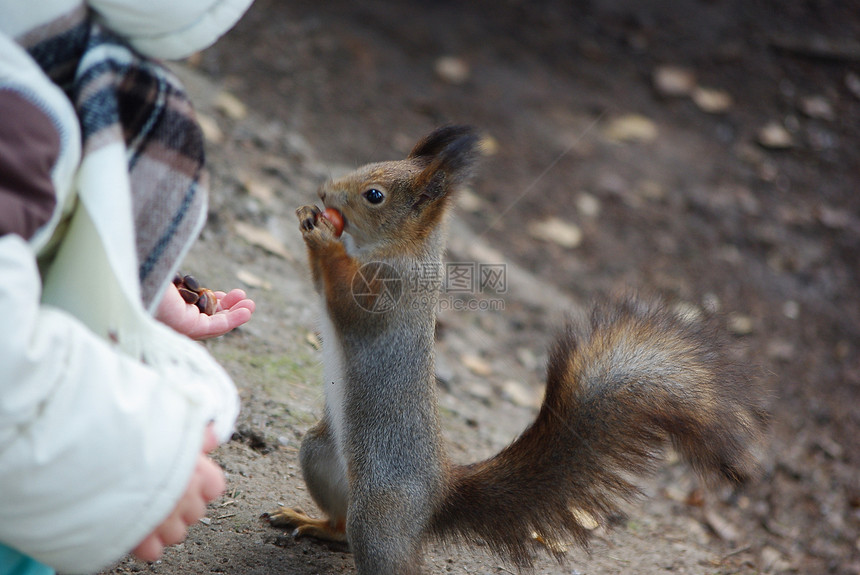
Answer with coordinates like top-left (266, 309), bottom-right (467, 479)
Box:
top-left (262, 506), bottom-right (348, 544)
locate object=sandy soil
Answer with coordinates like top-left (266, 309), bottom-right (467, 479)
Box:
top-left (101, 1), bottom-right (859, 573)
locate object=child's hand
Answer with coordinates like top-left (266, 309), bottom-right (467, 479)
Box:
top-left (131, 427), bottom-right (225, 562)
top-left (156, 281), bottom-right (255, 340)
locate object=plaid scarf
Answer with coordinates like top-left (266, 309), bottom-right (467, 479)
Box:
top-left (22, 6), bottom-right (207, 308)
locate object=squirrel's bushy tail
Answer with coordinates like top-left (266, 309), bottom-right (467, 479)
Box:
top-left (430, 297), bottom-right (767, 568)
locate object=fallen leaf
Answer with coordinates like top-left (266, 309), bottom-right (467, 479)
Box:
top-left (241, 176), bottom-right (275, 204)
top-left (570, 507), bottom-right (599, 530)
top-left (457, 187), bottom-right (486, 212)
top-left (461, 353), bottom-right (493, 376)
top-left (305, 331), bottom-right (321, 350)
top-left (728, 313), bottom-right (754, 336)
top-left (692, 86), bottom-right (733, 113)
top-left (528, 217), bottom-right (583, 249)
top-left (800, 95), bottom-right (835, 120)
top-left (603, 114), bottom-right (659, 143)
top-left (766, 340), bottom-right (794, 362)
top-left (653, 65), bottom-right (696, 97)
top-left (757, 122), bottom-right (793, 149)
top-left (702, 507), bottom-right (740, 542)
top-left (847, 72), bottom-right (860, 100)
top-left (501, 380), bottom-right (541, 409)
top-left (196, 112), bottom-right (223, 144)
top-left (479, 135), bottom-right (499, 155)
top-left (236, 269), bottom-right (273, 290)
top-left (817, 205), bottom-right (852, 229)
top-left (234, 221), bottom-right (292, 260)
top-left (530, 531), bottom-right (568, 554)
top-left (214, 91), bottom-right (248, 120)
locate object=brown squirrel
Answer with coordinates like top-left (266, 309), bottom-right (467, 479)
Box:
top-left (264, 125), bottom-right (767, 574)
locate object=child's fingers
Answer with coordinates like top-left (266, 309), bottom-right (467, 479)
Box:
top-left (202, 424), bottom-right (219, 452)
top-left (132, 534), bottom-right (165, 562)
top-left (197, 455), bottom-right (226, 501)
top-left (217, 289), bottom-right (249, 309)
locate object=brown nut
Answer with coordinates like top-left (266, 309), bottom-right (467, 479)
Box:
top-left (178, 286), bottom-right (200, 304)
top-left (173, 272), bottom-right (217, 315)
top-left (182, 274), bottom-right (202, 292)
top-left (195, 288), bottom-right (218, 316)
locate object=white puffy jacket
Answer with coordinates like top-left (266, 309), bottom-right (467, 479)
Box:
top-left (0, 0), bottom-right (252, 572)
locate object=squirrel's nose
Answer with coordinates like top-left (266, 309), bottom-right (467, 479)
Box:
top-left (317, 187), bottom-right (327, 203)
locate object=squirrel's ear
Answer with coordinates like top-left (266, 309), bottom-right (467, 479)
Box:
top-left (410, 125), bottom-right (480, 210)
top-left (408, 125), bottom-right (478, 160)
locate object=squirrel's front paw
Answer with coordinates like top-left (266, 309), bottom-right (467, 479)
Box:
top-left (296, 204), bottom-right (337, 248)
top-left (296, 205), bottom-right (321, 231)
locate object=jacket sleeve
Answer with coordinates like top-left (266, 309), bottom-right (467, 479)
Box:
top-left (0, 89), bottom-right (59, 239)
top-left (88, 0), bottom-right (255, 59)
top-left (0, 234), bottom-right (235, 574)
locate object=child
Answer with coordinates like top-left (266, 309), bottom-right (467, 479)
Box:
top-left (0, 1), bottom-right (256, 573)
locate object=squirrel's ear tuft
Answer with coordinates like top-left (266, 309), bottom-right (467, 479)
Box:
top-left (410, 125), bottom-right (480, 209)
top-left (409, 125), bottom-right (478, 160)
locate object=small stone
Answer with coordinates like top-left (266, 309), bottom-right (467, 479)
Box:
top-left (653, 65), bottom-right (696, 97)
top-left (757, 122), bottom-right (793, 149)
top-left (691, 86), bottom-right (733, 113)
top-left (434, 56), bottom-right (470, 85)
top-left (603, 114), bottom-right (659, 143)
top-left (576, 192), bottom-right (601, 218)
top-left (528, 217), bottom-right (583, 249)
top-left (782, 300), bottom-right (800, 319)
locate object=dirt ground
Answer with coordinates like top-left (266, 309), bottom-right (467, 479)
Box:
top-left (102, 0), bottom-right (859, 573)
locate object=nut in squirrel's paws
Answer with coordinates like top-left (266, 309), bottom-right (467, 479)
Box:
top-left (296, 204), bottom-right (339, 247)
top-left (320, 207), bottom-right (345, 237)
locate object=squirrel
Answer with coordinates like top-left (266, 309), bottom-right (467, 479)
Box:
top-left (263, 125), bottom-right (767, 574)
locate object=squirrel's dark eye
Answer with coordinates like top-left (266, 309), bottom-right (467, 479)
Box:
top-left (363, 188), bottom-right (384, 204)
